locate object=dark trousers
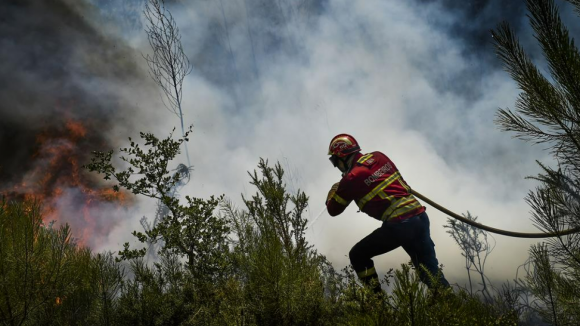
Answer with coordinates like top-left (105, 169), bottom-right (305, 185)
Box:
top-left (349, 212), bottom-right (449, 289)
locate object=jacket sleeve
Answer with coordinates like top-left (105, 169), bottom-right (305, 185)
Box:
top-left (326, 179), bottom-right (353, 216)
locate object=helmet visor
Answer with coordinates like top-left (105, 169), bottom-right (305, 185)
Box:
top-left (329, 155), bottom-right (339, 167)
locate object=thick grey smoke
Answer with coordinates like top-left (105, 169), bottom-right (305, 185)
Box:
top-left (147, 0), bottom-right (574, 283)
top-left (0, 0), bottom-right (160, 248)
top-left (4, 0), bottom-right (578, 285)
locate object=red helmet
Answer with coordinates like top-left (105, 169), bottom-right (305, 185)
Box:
top-left (328, 134), bottom-right (361, 158)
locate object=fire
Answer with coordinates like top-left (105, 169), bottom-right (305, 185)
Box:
top-left (2, 116), bottom-right (132, 248)
top-left (65, 120), bottom-right (87, 139)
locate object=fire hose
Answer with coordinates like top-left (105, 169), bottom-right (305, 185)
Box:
top-left (410, 188), bottom-right (580, 238)
top-left (308, 189), bottom-right (580, 238)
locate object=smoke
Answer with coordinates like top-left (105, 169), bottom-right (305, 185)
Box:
top-left (0, 0), bottom-right (158, 248)
top-left (157, 0), bottom-right (575, 283)
top-left (3, 0), bottom-right (579, 284)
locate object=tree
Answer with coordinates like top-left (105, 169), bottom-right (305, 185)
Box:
top-left (0, 199), bottom-right (123, 326)
top-left (0, 199), bottom-right (77, 325)
top-left (140, 163), bottom-right (191, 260)
top-left (143, 0), bottom-right (192, 166)
top-left (84, 128), bottom-right (230, 280)
top-left (142, 0), bottom-right (196, 261)
top-left (492, 0), bottom-right (580, 323)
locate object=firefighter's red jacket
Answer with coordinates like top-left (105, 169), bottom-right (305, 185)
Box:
top-left (326, 151), bottom-right (425, 222)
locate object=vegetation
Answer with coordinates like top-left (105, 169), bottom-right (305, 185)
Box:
top-left (0, 199), bottom-right (123, 325)
top-left (492, 0), bottom-right (580, 324)
top-left (0, 129), bottom-right (521, 326)
top-left (143, 0), bottom-right (192, 166)
top-left (2, 0), bottom-right (580, 325)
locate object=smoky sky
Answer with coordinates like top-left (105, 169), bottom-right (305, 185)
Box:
top-left (0, 0), bottom-right (148, 184)
top-left (90, 0), bottom-right (576, 175)
top-left (418, 0), bottom-right (527, 56)
top-left (149, 0), bottom-right (576, 283)
top-left (3, 0), bottom-right (579, 284)
top-left (0, 0), bottom-right (158, 247)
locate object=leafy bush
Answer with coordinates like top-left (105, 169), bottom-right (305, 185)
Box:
top-left (0, 199), bottom-right (124, 326)
top-left (223, 159), bottom-right (334, 325)
top-left (2, 148), bottom-right (526, 326)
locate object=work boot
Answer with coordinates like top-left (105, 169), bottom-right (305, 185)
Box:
top-left (361, 274), bottom-right (383, 296)
top-left (427, 284), bottom-right (452, 307)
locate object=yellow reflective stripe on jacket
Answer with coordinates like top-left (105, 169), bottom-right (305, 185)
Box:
top-left (357, 266), bottom-right (377, 279)
top-left (357, 171), bottom-right (401, 209)
top-left (390, 201), bottom-right (422, 219)
top-left (332, 193), bottom-right (349, 205)
top-left (381, 195), bottom-right (422, 221)
top-left (399, 178), bottom-right (411, 192)
top-left (382, 196), bottom-right (416, 218)
top-left (377, 192), bottom-right (395, 201)
top-left (357, 154), bottom-right (373, 164)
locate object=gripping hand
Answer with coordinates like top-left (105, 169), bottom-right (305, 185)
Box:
top-left (326, 182), bottom-right (340, 204)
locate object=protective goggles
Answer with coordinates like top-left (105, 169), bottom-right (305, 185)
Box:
top-left (329, 155), bottom-right (340, 167)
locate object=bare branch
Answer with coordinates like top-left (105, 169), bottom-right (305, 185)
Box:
top-left (143, 0), bottom-right (192, 166)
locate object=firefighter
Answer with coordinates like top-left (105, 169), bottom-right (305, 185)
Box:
top-left (326, 134), bottom-right (449, 293)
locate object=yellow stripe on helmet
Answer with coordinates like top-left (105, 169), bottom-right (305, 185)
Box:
top-left (328, 136), bottom-right (354, 155)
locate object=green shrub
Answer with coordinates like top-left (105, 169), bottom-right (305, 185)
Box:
top-left (0, 199), bottom-right (124, 326)
top-left (223, 159), bottom-right (334, 326)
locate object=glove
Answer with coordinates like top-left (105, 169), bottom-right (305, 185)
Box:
top-left (326, 182), bottom-right (340, 204)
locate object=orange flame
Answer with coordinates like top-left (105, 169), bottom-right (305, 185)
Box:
top-left (3, 116), bottom-right (133, 248)
top-left (65, 120), bottom-right (87, 139)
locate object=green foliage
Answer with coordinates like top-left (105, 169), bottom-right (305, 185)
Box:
top-left (492, 0), bottom-right (580, 324)
top-left (0, 199), bottom-right (79, 325)
top-left (221, 160), bottom-right (518, 325)
top-left (525, 244), bottom-right (580, 325)
top-left (4, 128), bottom-right (539, 325)
top-left (85, 128), bottom-right (235, 325)
top-left (81, 131), bottom-right (526, 325)
top-left (321, 264), bottom-right (518, 326)
top-left (115, 254), bottom-right (195, 326)
top-left (3, 155), bottom-right (527, 325)
top-left (223, 159), bottom-right (332, 325)
top-left (85, 128), bottom-right (230, 279)
top-left (0, 199), bottom-right (124, 326)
